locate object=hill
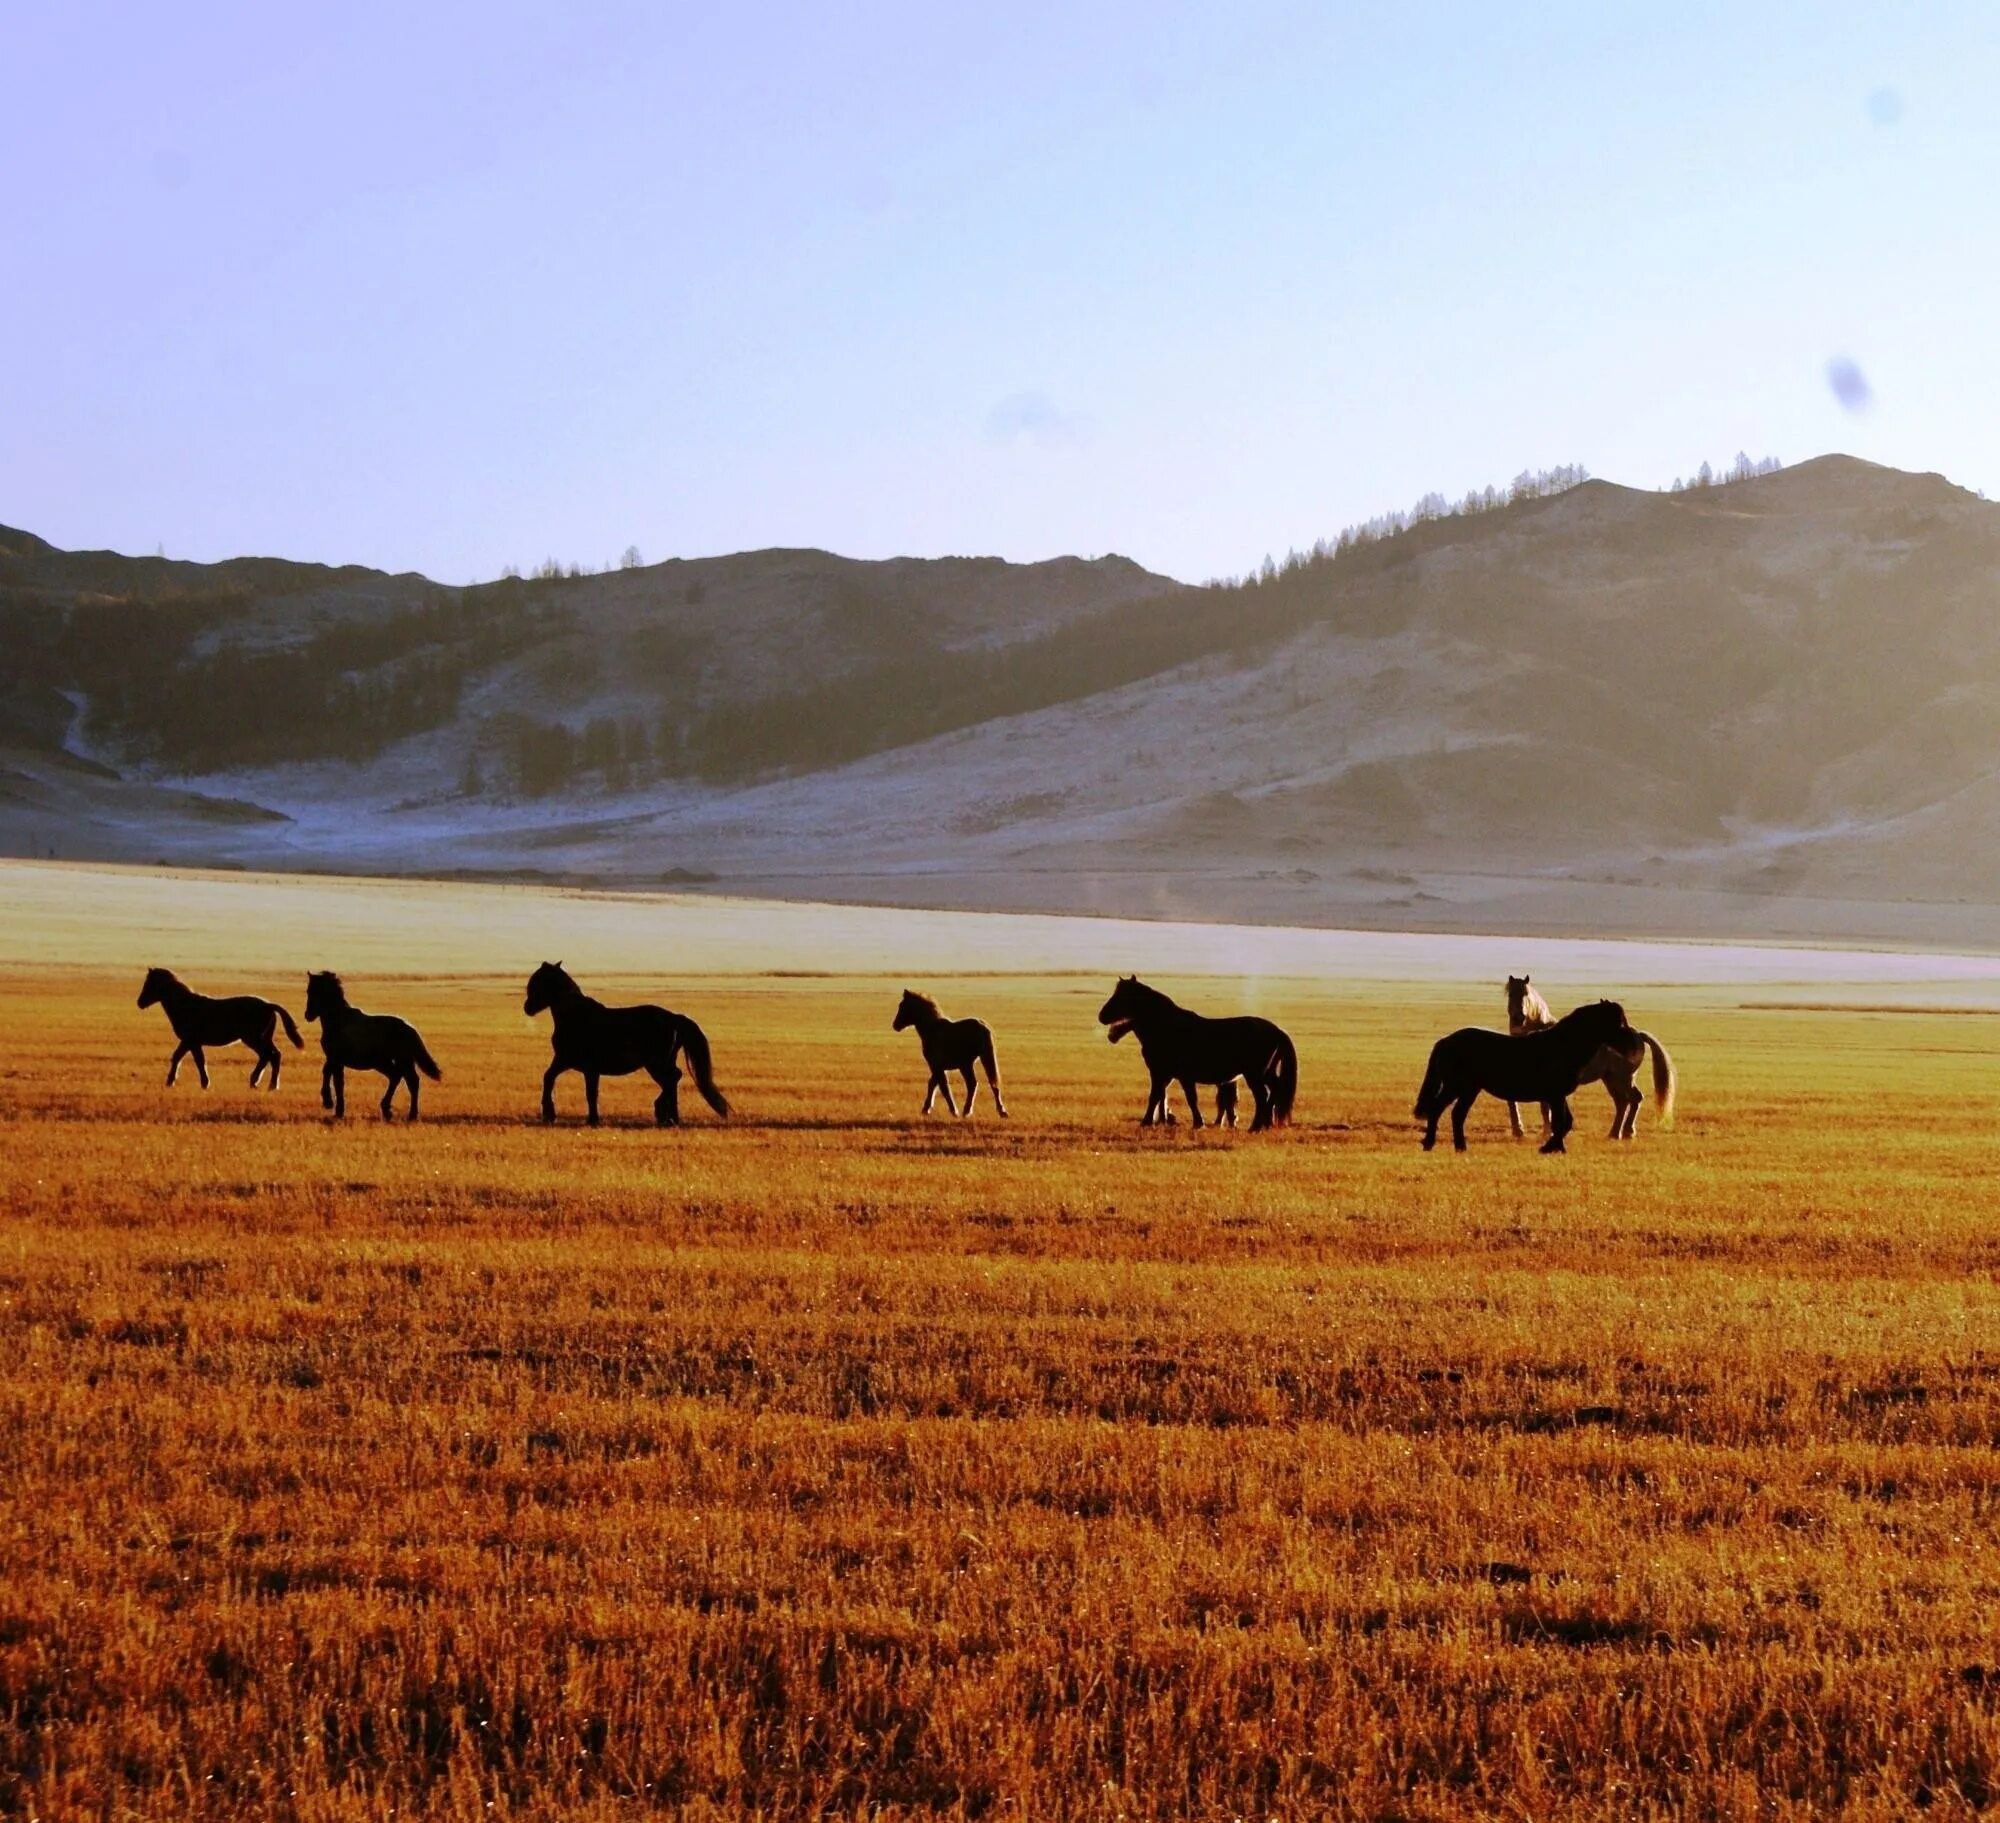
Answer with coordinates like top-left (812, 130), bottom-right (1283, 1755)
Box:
top-left (7, 455), bottom-right (2000, 945)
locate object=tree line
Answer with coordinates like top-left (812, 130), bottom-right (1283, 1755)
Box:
top-left (21, 587), bottom-right (572, 771)
top-left (1219, 454), bottom-right (1786, 593)
top-left (1667, 452), bottom-right (1784, 492)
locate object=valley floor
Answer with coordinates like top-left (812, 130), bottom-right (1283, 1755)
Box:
top-left (6, 863), bottom-right (2000, 1817)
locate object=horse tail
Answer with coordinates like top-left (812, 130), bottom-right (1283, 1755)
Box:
top-left (411, 1035), bottom-right (443, 1081)
top-left (1269, 1031), bottom-right (1298, 1123)
top-left (274, 1004), bottom-right (304, 1049)
top-left (978, 1027), bottom-right (1003, 1097)
top-left (681, 1017), bottom-right (729, 1117)
top-left (1413, 1041), bottom-right (1450, 1120)
top-left (1640, 1031), bottom-right (1675, 1128)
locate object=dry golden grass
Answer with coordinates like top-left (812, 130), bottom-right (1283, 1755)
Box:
top-left (8, 872), bottom-right (2000, 1818)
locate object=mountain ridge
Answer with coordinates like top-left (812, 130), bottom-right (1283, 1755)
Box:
top-left (7, 455), bottom-right (2000, 948)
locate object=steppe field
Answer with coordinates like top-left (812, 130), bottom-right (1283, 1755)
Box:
top-left (10, 863), bottom-right (2000, 1821)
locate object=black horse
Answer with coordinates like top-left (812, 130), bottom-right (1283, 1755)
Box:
top-left (524, 962), bottom-right (728, 1126)
top-left (1098, 976), bottom-right (1297, 1131)
top-left (1107, 1019), bottom-right (1240, 1125)
top-left (1414, 999), bottom-right (1638, 1153)
top-left (137, 967), bottom-right (302, 1091)
top-left (304, 972), bottom-right (441, 1122)
top-left (893, 989), bottom-right (1007, 1117)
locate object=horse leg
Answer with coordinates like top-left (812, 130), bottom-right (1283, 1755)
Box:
top-left (1422, 1102), bottom-right (1442, 1150)
top-left (267, 1045), bottom-right (282, 1091)
top-left (191, 1045), bottom-right (209, 1090)
top-left (380, 1072), bottom-right (398, 1121)
top-left (1507, 1100), bottom-right (1524, 1139)
top-left (542, 1062), bottom-right (565, 1124)
top-left (167, 1042), bottom-right (188, 1087)
top-left (1541, 1097), bottom-right (1573, 1154)
top-left (935, 1072), bottom-right (959, 1116)
top-left (405, 1067), bottom-right (420, 1123)
top-left (1180, 1078), bottom-right (1203, 1129)
top-left (651, 1060), bottom-right (681, 1126)
top-left (1450, 1091), bottom-right (1477, 1151)
top-left (332, 1066), bottom-right (346, 1119)
top-left (584, 1072), bottom-right (601, 1127)
top-left (1248, 1077), bottom-right (1273, 1131)
top-left (249, 1050), bottom-right (265, 1088)
top-left (958, 1066), bottom-right (978, 1117)
top-left (1616, 1068), bottom-right (1643, 1139)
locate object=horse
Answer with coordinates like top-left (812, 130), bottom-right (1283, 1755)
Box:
top-left (892, 990), bottom-right (1007, 1117)
top-left (137, 967), bottom-right (302, 1091)
top-left (1506, 975), bottom-right (1677, 1140)
top-left (1503, 974), bottom-right (1555, 1138)
top-left (1414, 999), bottom-right (1638, 1153)
top-left (304, 971), bottom-right (441, 1122)
top-left (1098, 976), bottom-right (1297, 1130)
top-left (524, 961), bottom-right (728, 1126)
top-left (1106, 1020), bottom-right (1241, 1125)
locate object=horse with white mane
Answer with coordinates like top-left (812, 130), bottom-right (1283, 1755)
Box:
top-left (1506, 974), bottom-right (1675, 1140)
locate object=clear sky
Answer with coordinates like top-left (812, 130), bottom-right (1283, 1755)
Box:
top-left (6, 1), bottom-right (1996, 584)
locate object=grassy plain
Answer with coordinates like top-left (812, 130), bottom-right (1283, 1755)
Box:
top-left (7, 865), bottom-right (2000, 1818)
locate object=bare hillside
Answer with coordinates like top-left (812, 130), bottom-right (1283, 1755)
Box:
top-left (7, 456), bottom-right (2000, 945)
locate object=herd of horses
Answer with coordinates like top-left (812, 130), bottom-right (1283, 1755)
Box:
top-left (135, 965), bottom-right (1675, 1150)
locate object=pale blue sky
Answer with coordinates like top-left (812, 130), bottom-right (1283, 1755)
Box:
top-left (5, 2), bottom-right (1995, 583)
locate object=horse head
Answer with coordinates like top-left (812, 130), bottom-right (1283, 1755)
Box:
top-left (1506, 973), bottom-right (1553, 1029)
top-left (303, 971), bottom-right (344, 1024)
top-left (524, 961), bottom-right (574, 1017)
top-left (1098, 975), bottom-right (1160, 1043)
top-left (892, 989), bottom-right (933, 1032)
top-left (137, 966), bottom-right (175, 1009)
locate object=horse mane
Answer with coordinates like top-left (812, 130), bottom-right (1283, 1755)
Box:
top-left (1118, 977), bottom-right (1176, 1012)
top-left (898, 989), bottom-right (941, 1020)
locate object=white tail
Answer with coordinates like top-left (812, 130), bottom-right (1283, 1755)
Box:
top-left (1641, 1032), bottom-right (1676, 1128)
